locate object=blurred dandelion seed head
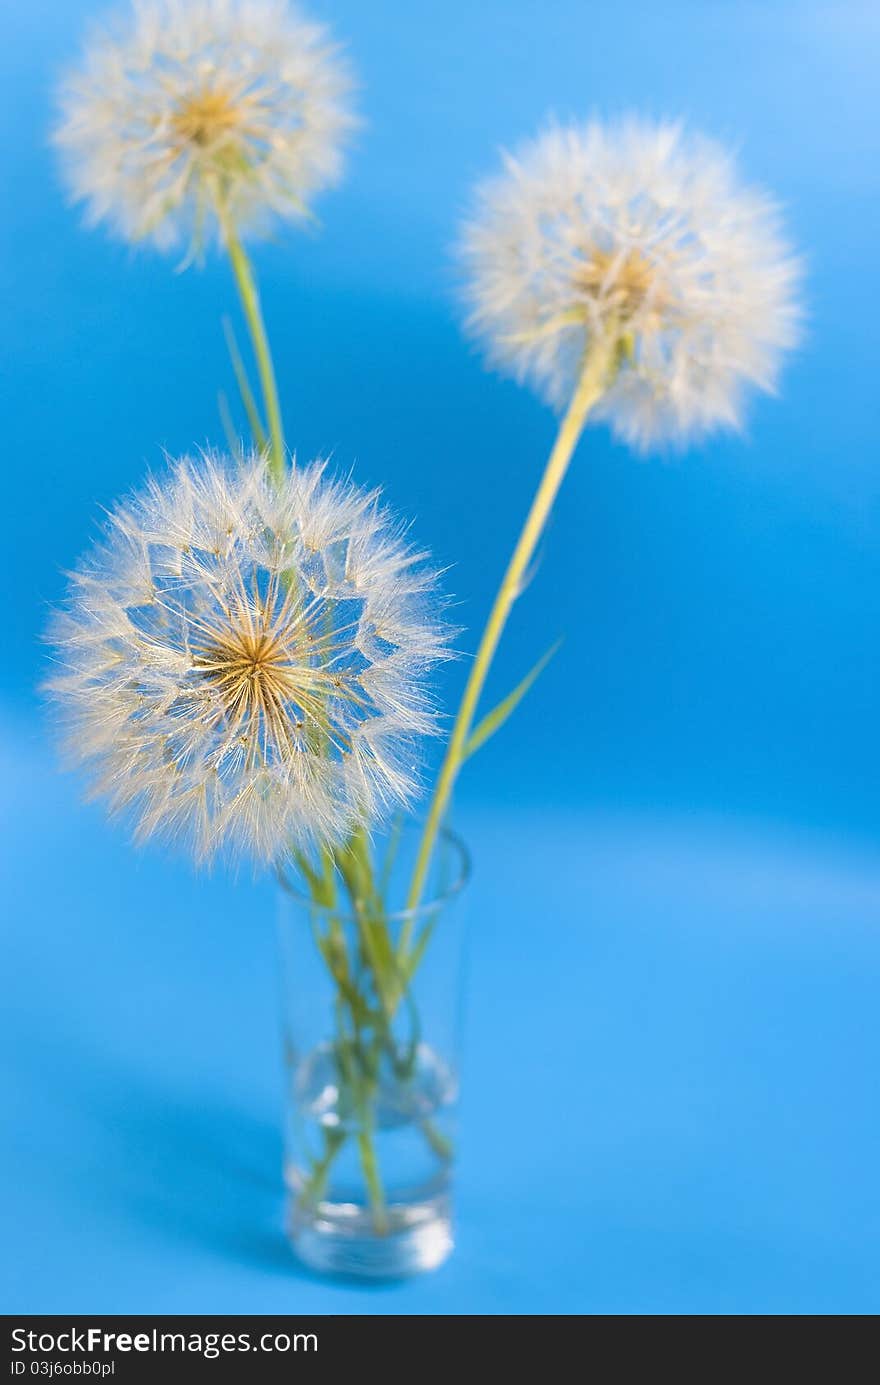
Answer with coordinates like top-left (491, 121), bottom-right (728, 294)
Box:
top-left (53, 0), bottom-right (356, 255)
top-left (45, 453), bottom-right (451, 866)
top-left (460, 118), bottom-right (803, 449)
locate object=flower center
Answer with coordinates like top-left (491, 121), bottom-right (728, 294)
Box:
top-left (171, 86), bottom-right (242, 150)
top-left (187, 587), bottom-right (366, 761)
top-left (576, 246), bottom-right (663, 322)
top-left (194, 620), bottom-right (309, 744)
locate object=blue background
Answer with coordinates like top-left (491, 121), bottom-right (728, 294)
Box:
top-left (2, 0), bottom-right (879, 1314)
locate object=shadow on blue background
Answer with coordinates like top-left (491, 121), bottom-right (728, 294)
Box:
top-left (2, 0), bottom-right (880, 1313)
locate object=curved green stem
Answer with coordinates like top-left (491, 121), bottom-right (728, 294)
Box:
top-left (224, 227), bottom-right (286, 485)
top-left (404, 334), bottom-right (618, 926)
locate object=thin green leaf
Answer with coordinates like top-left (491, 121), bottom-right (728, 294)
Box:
top-left (217, 391), bottom-right (244, 463)
top-left (403, 915), bottom-right (437, 981)
top-left (464, 638), bottom-right (563, 761)
top-left (293, 848), bottom-right (336, 908)
top-left (222, 315), bottom-right (268, 451)
top-left (379, 813), bottom-right (404, 901)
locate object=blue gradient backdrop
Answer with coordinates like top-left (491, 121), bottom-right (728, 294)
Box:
top-left (2, 0), bottom-right (879, 1313)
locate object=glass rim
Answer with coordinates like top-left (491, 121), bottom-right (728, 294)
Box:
top-left (276, 822), bottom-right (471, 924)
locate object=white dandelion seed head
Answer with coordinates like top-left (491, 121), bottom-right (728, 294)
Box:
top-left (45, 452), bottom-right (451, 866)
top-left (460, 117), bottom-right (803, 449)
top-left (54, 0), bottom-right (355, 255)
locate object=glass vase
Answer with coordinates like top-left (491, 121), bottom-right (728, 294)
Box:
top-left (277, 821), bottom-right (470, 1279)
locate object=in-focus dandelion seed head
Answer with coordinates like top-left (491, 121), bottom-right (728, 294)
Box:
top-left (45, 453), bottom-right (451, 866)
top-left (53, 0), bottom-right (356, 255)
top-left (460, 118), bottom-right (803, 449)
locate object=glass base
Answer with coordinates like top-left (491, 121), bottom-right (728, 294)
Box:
top-left (288, 1192), bottom-right (453, 1279)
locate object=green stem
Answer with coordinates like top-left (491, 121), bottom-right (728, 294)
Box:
top-left (224, 227), bottom-right (286, 485)
top-left (221, 227), bottom-right (401, 1230)
top-left (421, 1118), bottom-right (454, 1163)
top-left (297, 1127), bottom-right (347, 1209)
top-left (404, 334), bottom-right (618, 930)
top-left (356, 1125), bottom-right (388, 1235)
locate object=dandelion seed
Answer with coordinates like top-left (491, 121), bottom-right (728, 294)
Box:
top-left (45, 453), bottom-right (450, 865)
top-left (54, 0), bottom-right (355, 255)
top-left (460, 117), bottom-right (802, 448)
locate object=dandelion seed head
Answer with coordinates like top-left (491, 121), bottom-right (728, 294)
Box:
top-left (45, 453), bottom-right (450, 865)
top-left (460, 118), bottom-right (803, 449)
top-left (54, 0), bottom-right (355, 255)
